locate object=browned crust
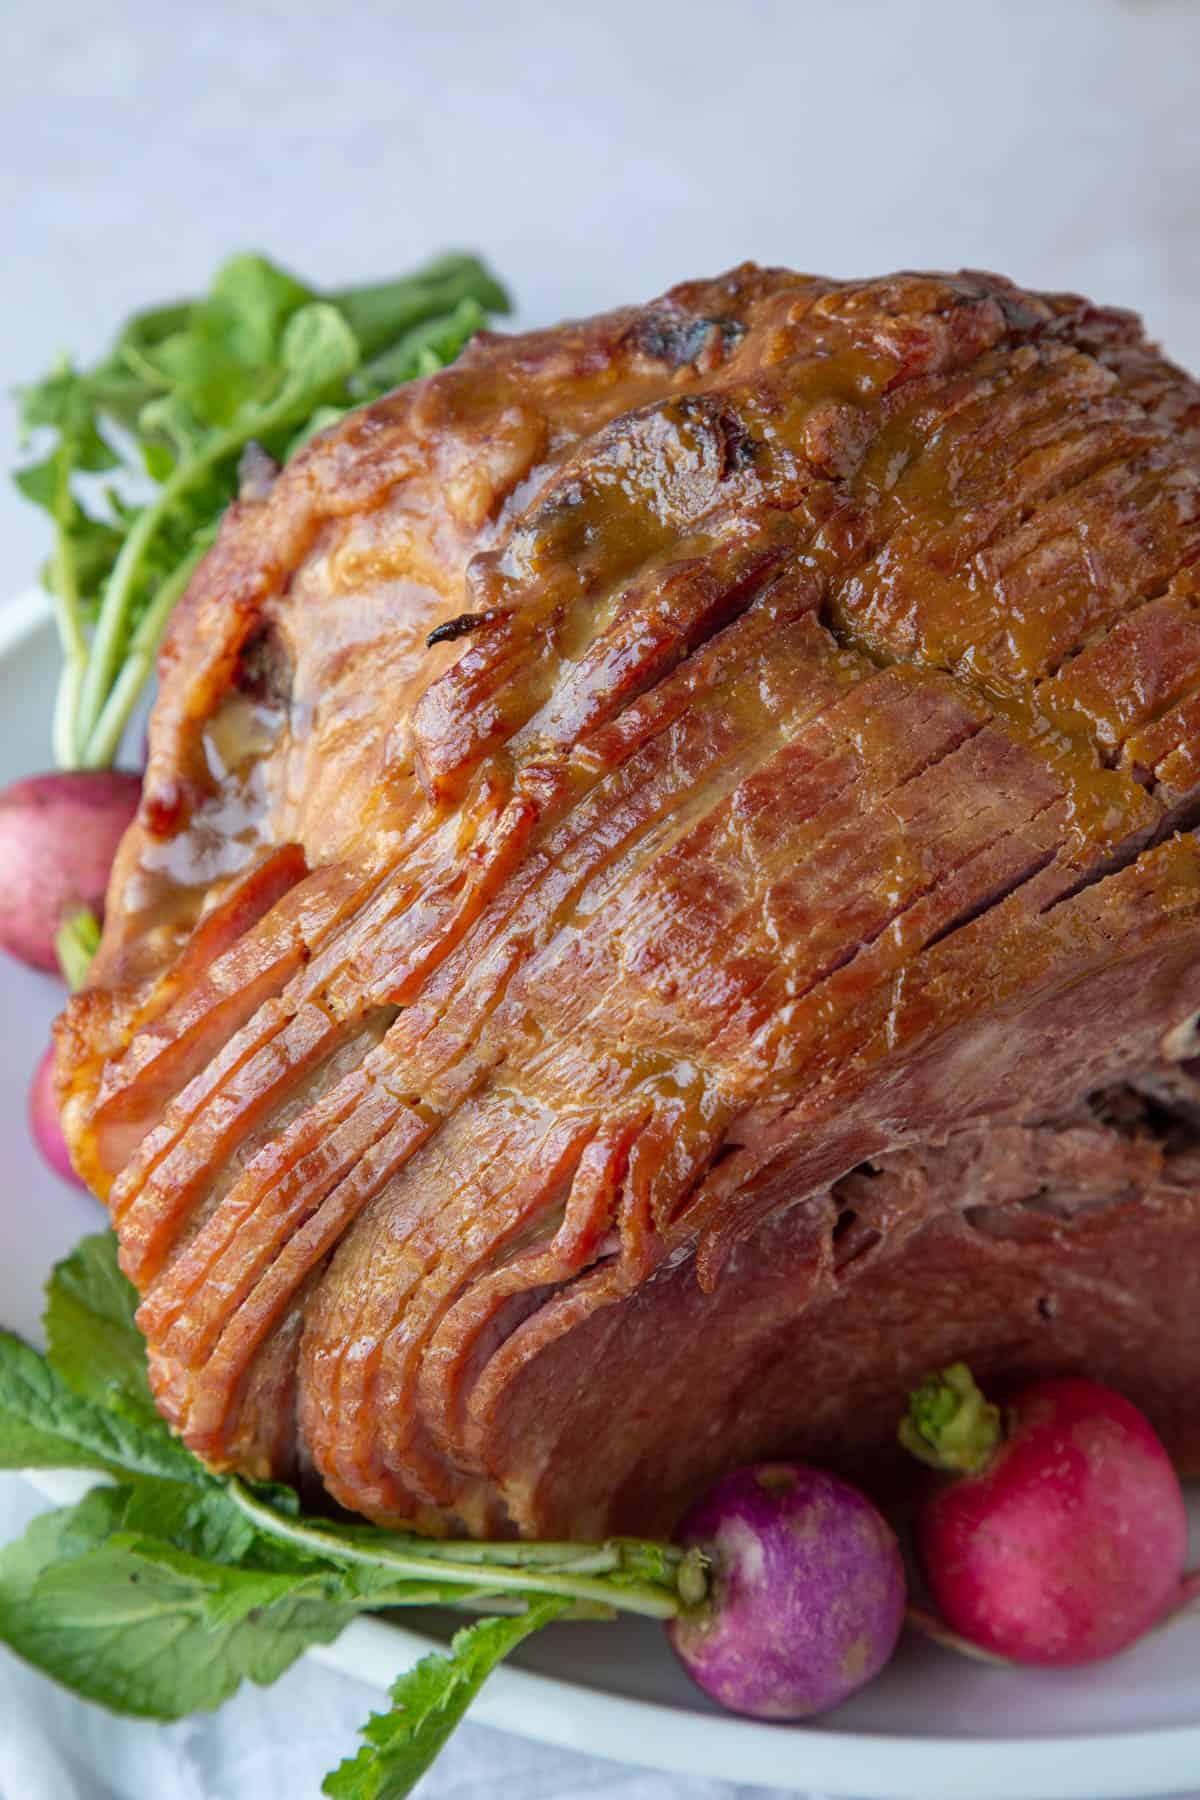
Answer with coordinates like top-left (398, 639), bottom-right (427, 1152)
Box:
top-left (56, 264), bottom-right (1200, 1534)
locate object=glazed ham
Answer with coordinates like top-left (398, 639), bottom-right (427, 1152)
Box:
top-left (57, 265), bottom-right (1200, 1538)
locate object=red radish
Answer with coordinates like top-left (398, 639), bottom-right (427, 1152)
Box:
top-left (900, 1363), bottom-right (1189, 1666)
top-left (667, 1462), bottom-right (906, 1718)
top-left (29, 1044), bottom-right (84, 1189)
top-left (0, 769), bottom-right (140, 973)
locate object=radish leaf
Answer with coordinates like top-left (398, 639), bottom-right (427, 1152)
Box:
top-left (323, 1599), bottom-right (570, 1799)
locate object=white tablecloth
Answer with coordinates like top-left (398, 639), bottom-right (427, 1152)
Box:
top-left (4, 2), bottom-right (1200, 1795)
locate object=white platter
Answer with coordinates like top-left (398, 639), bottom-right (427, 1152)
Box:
top-left (3, 590), bottom-right (1200, 1800)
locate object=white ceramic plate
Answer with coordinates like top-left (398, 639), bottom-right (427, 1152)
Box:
top-left (4, 591), bottom-right (1200, 1800)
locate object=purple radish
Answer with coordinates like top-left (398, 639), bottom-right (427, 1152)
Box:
top-left (0, 769), bottom-right (140, 973)
top-left (29, 1044), bottom-right (83, 1188)
top-left (668, 1463), bottom-right (906, 1718)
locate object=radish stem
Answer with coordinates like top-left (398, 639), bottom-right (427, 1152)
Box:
top-left (73, 425), bottom-right (246, 757)
top-left (228, 1479), bottom-right (698, 1621)
top-left (80, 543), bottom-right (206, 768)
top-left (898, 1362), bottom-right (1002, 1474)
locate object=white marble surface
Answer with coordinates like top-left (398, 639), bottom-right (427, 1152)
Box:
top-left (3, 1), bottom-right (1200, 1795)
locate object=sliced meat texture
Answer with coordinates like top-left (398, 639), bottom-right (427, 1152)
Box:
top-left (56, 266), bottom-right (1200, 1537)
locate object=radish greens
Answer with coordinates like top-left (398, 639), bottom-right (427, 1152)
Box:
top-left (0, 1232), bottom-right (702, 1796)
top-left (13, 251), bottom-right (509, 770)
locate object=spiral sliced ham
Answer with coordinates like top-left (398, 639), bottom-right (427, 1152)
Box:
top-left (57, 265), bottom-right (1200, 1536)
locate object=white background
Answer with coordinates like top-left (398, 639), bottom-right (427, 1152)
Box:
top-left (3, 2), bottom-right (1200, 1796)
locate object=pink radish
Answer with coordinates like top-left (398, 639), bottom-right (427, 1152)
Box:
top-left (901, 1363), bottom-right (1189, 1666)
top-left (29, 1044), bottom-right (83, 1189)
top-left (0, 769), bottom-right (140, 973)
top-left (667, 1462), bottom-right (906, 1718)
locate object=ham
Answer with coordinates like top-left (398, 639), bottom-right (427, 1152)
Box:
top-left (57, 265), bottom-right (1200, 1536)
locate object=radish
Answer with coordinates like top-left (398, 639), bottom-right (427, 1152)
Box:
top-left (900, 1363), bottom-right (1190, 1666)
top-left (0, 769), bottom-right (140, 974)
top-left (29, 1043), bottom-right (84, 1189)
top-left (667, 1462), bottom-right (906, 1718)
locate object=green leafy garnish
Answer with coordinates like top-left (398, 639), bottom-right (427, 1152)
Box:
top-left (42, 1228), bottom-right (156, 1423)
top-left (0, 1230), bottom-right (699, 1792)
top-left (14, 250), bottom-right (510, 770)
top-left (323, 1600), bottom-right (570, 1800)
top-left (0, 1486), bottom-right (359, 1719)
top-left (0, 1327), bottom-right (204, 1485)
